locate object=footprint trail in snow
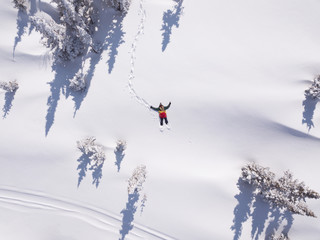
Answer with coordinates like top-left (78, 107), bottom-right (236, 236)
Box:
top-left (128, 0), bottom-right (152, 112)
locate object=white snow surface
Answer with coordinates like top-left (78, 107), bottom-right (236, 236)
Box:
top-left (1, 0), bottom-right (320, 239)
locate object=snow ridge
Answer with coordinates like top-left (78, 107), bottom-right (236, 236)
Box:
top-left (128, 0), bottom-right (151, 110)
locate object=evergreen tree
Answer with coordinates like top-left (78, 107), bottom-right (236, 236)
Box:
top-left (241, 162), bottom-right (320, 217)
top-left (305, 75), bottom-right (320, 99)
top-left (31, 0), bottom-right (94, 61)
top-left (12, 0), bottom-right (27, 11)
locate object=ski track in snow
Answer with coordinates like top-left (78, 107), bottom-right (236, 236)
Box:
top-left (128, 0), bottom-right (152, 112)
top-left (0, 186), bottom-right (176, 240)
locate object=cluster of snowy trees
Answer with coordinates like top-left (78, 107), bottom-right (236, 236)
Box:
top-left (30, 0), bottom-right (94, 62)
top-left (241, 162), bottom-right (320, 217)
top-left (0, 80), bottom-right (19, 92)
top-left (305, 75), bottom-right (320, 99)
top-left (77, 136), bottom-right (106, 168)
top-left (24, 0), bottom-right (131, 62)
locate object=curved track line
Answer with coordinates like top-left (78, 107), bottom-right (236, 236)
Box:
top-left (0, 186), bottom-right (176, 240)
top-left (128, 0), bottom-right (153, 112)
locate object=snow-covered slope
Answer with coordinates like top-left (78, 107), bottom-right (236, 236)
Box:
top-left (1, 0), bottom-right (320, 239)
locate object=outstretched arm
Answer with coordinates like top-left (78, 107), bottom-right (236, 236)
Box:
top-left (164, 102), bottom-right (171, 110)
top-left (150, 106), bottom-right (159, 111)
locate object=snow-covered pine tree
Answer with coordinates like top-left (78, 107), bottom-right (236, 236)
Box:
top-left (72, 0), bottom-right (96, 33)
top-left (30, 17), bottom-right (65, 52)
top-left (69, 72), bottom-right (86, 91)
top-left (128, 165), bottom-right (147, 194)
top-left (31, 0), bottom-right (94, 61)
top-left (12, 0), bottom-right (27, 11)
top-left (0, 80), bottom-right (19, 92)
top-left (241, 162), bottom-right (320, 217)
top-left (305, 75), bottom-right (320, 99)
top-left (110, 0), bottom-right (132, 12)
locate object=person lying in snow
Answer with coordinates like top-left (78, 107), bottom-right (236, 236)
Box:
top-left (150, 102), bottom-right (171, 126)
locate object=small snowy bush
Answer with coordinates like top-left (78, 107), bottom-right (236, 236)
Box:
top-left (305, 75), bottom-right (320, 99)
top-left (115, 140), bottom-right (126, 153)
top-left (0, 80), bottom-right (19, 92)
top-left (128, 165), bottom-right (147, 194)
top-left (241, 162), bottom-right (320, 217)
top-left (77, 137), bottom-right (105, 165)
top-left (270, 233), bottom-right (290, 240)
top-left (69, 72), bottom-right (86, 91)
top-left (12, 0), bottom-right (27, 11)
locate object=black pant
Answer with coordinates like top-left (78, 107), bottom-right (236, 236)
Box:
top-left (160, 117), bottom-right (168, 126)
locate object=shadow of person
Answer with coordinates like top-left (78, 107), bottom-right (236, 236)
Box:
top-left (119, 189), bottom-right (140, 240)
top-left (231, 178), bottom-right (255, 240)
top-left (161, 0), bottom-right (184, 52)
top-left (302, 95), bottom-right (318, 131)
top-left (2, 91), bottom-right (17, 118)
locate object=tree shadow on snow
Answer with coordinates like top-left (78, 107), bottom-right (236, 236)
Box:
top-left (90, 159), bottom-right (105, 188)
top-left (2, 91), bottom-right (17, 118)
top-left (302, 95), bottom-right (318, 131)
top-left (77, 153), bottom-right (92, 187)
top-left (45, 58), bottom-right (83, 136)
top-left (231, 178), bottom-right (294, 240)
top-left (161, 0), bottom-right (184, 52)
top-left (71, 5), bottom-right (127, 115)
top-left (13, 0), bottom-right (38, 58)
top-left (114, 146), bottom-right (125, 172)
top-left (119, 190), bottom-right (140, 240)
top-left (231, 179), bottom-right (255, 240)
top-left (264, 209), bottom-right (293, 240)
top-left (13, 9), bottom-right (28, 59)
top-left (251, 196), bottom-right (271, 240)
top-left (76, 152), bottom-right (105, 188)
top-left (45, 2), bottom-right (127, 135)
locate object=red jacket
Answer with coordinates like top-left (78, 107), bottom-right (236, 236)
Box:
top-left (150, 103), bottom-right (171, 119)
top-left (159, 110), bottom-right (167, 119)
